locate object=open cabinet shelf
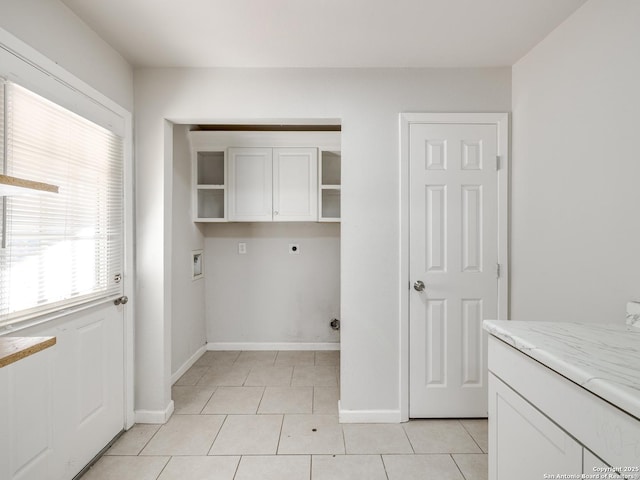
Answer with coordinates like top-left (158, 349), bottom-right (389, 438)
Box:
top-left (193, 150), bottom-right (226, 222)
top-left (319, 150), bottom-right (341, 222)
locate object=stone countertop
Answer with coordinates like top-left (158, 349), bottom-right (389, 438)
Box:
top-left (0, 336), bottom-right (56, 368)
top-left (483, 320), bottom-right (640, 420)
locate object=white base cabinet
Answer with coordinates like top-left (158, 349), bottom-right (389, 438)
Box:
top-left (488, 336), bottom-right (640, 480)
top-left (490, 373), bottom-right (582, 479)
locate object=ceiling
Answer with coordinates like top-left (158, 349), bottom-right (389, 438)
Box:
top-left (61, 0), bottom-right (587, 68)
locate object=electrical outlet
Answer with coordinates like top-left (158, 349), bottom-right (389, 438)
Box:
top-left (289, 243), bottom-right (300, 255)
top-left (238, 242), bottom-right (247, 254)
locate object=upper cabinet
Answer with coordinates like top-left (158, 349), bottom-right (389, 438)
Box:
top-left (228, 147), bottom-right (317, 222)
top-left (189, 130), bottom-right (340, 223)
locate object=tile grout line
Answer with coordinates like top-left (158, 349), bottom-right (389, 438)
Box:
top-left (241, 364), bottom-right (250, 386)
top-left (275, 414), bottom-right (286, 455)
top-left (231, 455), bottom-right (242, 480)
top-left (198, 386), bottom-right (217, 415)
top-left (152, 455), bottom-right (172, 480)
top-left (255, 386), bottom-right (267, 414)
top-left (450, 453), bottom-right (469, 480)
top-left (207, 414), bottom-right (229, 455)
top-left (458, 419), bottom-right (484, 453)
top-left (341, 420), bottom-right (347, 455)
top-left (401, 423), bottom-right (416, 454)
top-left (137, 423), bottom-right (165, 456)
top-left (380, 454), bottom-right (391, 480)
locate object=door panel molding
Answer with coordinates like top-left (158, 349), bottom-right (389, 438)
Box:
top-left (399, 112), bottom-right (509, 422)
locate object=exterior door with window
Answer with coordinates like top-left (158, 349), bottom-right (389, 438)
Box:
top-left (407, 114), bottom-right (508, 418)
top-left (0, 79), bottom-right (127, 480)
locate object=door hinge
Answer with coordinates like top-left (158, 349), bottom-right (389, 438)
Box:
top-left (495, 155), bottom-right (501, 171)
top-left (496, 263), bottom-right (501, 278)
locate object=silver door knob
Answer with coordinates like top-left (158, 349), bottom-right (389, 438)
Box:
top-left (413, 280), bottom-right (426, 292)
top-left (114, 296), bottom-right (129, 306)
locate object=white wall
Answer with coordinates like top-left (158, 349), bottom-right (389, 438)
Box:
top-left (511, 0), bottom-right (640, 322)
top-left (0, 0), bottom-right (133, 110)
top-left (204, 222), bottom-right (340, 346)
top-left (171, 125), bottom-right (207, 375)
top-left (134, 67), bottom-right (511, 418)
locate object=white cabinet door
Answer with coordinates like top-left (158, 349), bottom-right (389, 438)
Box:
top-left (273, 148), bottom-right (317, 221)
top-left (228, 147), bottom-right (273, 221)
top-left (489, 373), bottom-right (582, 480)
top-left (0, 347), bottom-right (55, 480)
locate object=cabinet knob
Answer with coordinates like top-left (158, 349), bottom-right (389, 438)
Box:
top-left (274, 211), bottom-right (279, 215)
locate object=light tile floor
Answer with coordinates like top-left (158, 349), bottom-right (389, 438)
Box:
top-left (80, 350), bottom-right (488, 480)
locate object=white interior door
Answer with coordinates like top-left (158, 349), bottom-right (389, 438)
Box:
top-left (409, 121), bottom-right (501, 417)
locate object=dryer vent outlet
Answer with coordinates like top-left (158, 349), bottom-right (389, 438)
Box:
top-left (330, 318), bottom-right (340, 331)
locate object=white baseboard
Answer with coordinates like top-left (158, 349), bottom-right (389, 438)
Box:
top-left (135, 400), bottom-right (175, 424)
top-left (171, 345), bottom-right (207, 385)
top-left (207, 342), bottom-right (340, 351)
top-left (338, 401), bottom-right (402, 423)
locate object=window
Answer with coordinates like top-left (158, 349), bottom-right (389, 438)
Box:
top-left (0, 79), bottom-right (124, 327)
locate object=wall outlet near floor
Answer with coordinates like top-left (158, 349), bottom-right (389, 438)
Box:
top-left (288, 243), bottom-right (300, 255)
top-left (238, 242), bottom-right (247, 254)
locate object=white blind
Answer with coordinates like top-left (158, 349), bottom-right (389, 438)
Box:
top-left (0, 80), bottom-right (124, 326)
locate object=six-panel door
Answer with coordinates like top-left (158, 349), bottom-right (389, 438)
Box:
top-left (409, 123), bottom-right (499, 417)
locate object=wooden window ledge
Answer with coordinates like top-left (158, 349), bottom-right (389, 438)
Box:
top-left (0, 336), bottom-right (56, 368)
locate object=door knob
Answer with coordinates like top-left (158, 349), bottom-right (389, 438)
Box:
top-left (114, 296), bottom-right (129, 306)
top-left (413, 280), bottom-right (426, 292)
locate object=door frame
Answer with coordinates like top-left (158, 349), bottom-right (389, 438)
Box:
top-left (399, 112), bottom-right (509, 421)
